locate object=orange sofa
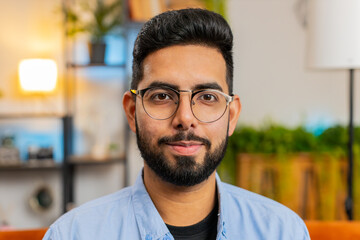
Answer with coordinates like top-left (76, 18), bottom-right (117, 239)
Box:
top-left (0, 228), bottom-right (47, 240)
top-left (1, 222), bottom-right (360, 240)
top-left (305, 221), bottom-right (360, 240)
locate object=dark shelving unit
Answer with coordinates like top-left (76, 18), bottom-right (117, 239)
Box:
top-left (0, 0), bottom-right (142, 217)
top-left (0, 163), bottom-right (61, 172)
top-left (61, 57), bottom-right (131, 211)
top-left (59, 0), bottom-right (141, 213)
top-left (69, 155), bottom-right (125, 165)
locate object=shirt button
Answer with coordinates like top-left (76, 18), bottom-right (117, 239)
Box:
top-left (222, 228), bottom-right (227, 237)
top-left (145, 234), bottom-right (152, 240)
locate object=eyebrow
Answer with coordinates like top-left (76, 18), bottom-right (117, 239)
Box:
top-left (146, 81), bottom-right (223, 92)
top-left (193, 83), bottom-right (223, 92)
top-left (147, 81), bottom-right (179, 90)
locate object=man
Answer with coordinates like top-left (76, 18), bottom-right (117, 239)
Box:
top-left (44, 8), bottom-right (310, 239)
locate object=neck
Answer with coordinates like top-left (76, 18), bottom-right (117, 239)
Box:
top-left (143, 164), bottom-right (217, 227)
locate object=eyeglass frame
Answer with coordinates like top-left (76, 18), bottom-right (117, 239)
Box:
top-left (130, 86), bottom-right (234, 123)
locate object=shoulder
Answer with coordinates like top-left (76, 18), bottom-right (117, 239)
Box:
top-left (44, 186), bottom-right (135, 239)
top-left (59, 185), bottom-right (133, 222)
top-left (222, 182), bottom-right (292, 213)
top-left (220, 183), bottom-right (310, 239)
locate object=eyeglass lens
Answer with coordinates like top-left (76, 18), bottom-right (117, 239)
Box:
top-left (141, 87), bottom-right (228, 122)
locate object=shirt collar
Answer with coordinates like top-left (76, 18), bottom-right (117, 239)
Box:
top-left (215, 173), bottom-right (228, 239)
top-left (131, 170), bottom-right (228, 240)
top-left (132, 171), bottom-right (171, 240)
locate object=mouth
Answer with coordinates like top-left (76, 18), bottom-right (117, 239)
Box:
top-left (166, 141), bottom-right (204, 156)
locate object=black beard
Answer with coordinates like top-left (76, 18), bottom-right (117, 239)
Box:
top-left (135, 119), bottom-right (228, 186)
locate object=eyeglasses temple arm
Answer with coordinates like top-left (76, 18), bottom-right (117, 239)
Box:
top-left (225, 94), bottom-right (233, 105)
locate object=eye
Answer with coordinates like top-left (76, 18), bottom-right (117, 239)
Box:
top-left (201, 94), bottom-right (216, 101)
top-left (147, 88), bottom-right (176, 103)
top-left (197, 92), bottom-right (219, 103)
top-left (146, 88), bottom-right (177, 104)
top-left (152, 93), bottom-right (171, 101)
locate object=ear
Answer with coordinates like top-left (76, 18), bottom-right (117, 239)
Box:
top-left (228, 94), bottom-right (241, 136)
top-left (123, 91), bottom-right (137, 133)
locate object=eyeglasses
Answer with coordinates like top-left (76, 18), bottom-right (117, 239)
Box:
top-left (130, 86), bottom-right (233, 123)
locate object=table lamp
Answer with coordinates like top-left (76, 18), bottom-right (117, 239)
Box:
top-left (18, 59), bottom-right (57, 92)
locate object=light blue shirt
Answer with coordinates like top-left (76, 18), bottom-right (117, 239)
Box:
top-left (43, 171), bottom-right (310, 240)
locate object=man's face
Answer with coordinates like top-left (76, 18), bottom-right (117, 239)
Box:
top-left (125, 45), bottom-right (240, 186)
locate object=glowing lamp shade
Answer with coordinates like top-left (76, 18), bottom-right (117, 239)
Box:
top-left (19, 59), bottom-right (57, 92)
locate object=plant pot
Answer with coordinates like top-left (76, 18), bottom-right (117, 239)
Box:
top-left (235, 153), bottom-right (349, 220)
top-left (88, 42), bottom-right (106, 64)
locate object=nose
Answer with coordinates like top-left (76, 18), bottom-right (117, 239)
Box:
top-left (171, 92), bottom-right (197, 131)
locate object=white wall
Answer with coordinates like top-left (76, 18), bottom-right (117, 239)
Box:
top-left (229, 0), bottom-right (360, 129)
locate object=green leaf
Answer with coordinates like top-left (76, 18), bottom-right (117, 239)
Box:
top-left (62, 0), bottom-right (123, 41)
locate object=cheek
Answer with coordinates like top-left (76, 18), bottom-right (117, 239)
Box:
top-left (136, 108), bottom-right (167, 139)
top-left (203, 118), bottom-right (228, 144)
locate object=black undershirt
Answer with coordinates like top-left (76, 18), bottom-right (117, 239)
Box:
top-left (166, 202), bottom-right (218, 240)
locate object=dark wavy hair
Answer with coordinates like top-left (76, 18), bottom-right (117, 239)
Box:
top-left (132, 8), bottom-right (233, 93)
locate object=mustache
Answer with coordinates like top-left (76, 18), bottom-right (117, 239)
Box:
top-left (158, 132), bottom-right (211, 149)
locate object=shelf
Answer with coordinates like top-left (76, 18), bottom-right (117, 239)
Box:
top-left (68, 155), bottom-right (125, 166)
top-left (0, 155), bottom-right (125, 170)
top-left (66, 63), bottom-right (126, 68)
top-left (0, 162), bottom-right (61, 171)
top-left (0, 113), bottom-right (66, 119)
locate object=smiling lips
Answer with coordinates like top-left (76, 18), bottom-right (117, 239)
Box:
top-left (166, 141), bottom-right (203, 156)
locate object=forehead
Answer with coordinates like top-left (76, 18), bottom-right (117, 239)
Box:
top-left (139, 45), bottom-right (228, 92)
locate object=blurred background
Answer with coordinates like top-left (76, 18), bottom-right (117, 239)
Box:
top-left (1, 0), bottom-right (359, 229)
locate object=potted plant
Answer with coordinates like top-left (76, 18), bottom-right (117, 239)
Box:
top-left (217, 123), bottom-right (360, 220)
top-left (63, 0), bottom-right (123, 64)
